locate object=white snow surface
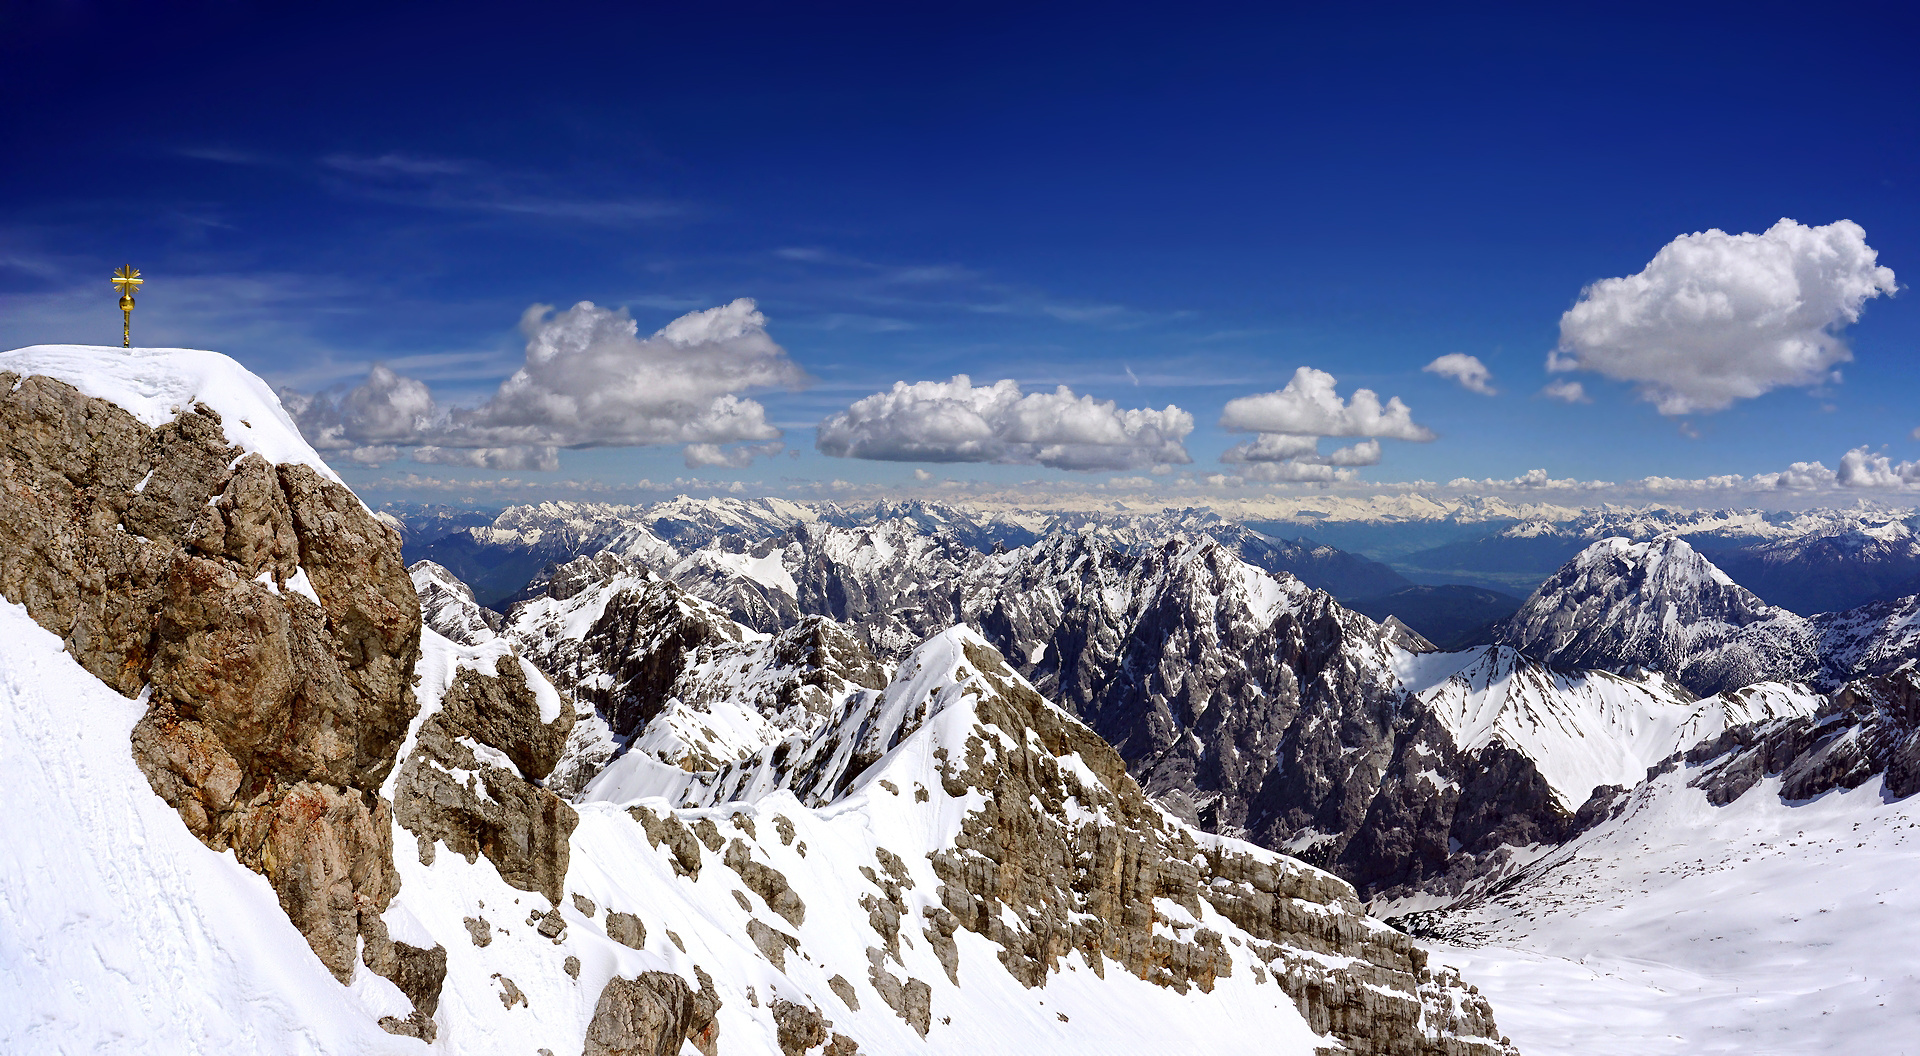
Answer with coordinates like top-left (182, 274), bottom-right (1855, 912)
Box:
top-left (1394, 646), bottom-right (1824, 808)
top-left (676, 548), bottom-right (798, 597)
top-left (0, 345), bottom-right (342, 483)
top-left (1422, 765), bottom-right (1920, 1055)
top-left (0, 599), bottom-right (413, 1054)
top-left (2, 597), bottom-right (1351, 1053)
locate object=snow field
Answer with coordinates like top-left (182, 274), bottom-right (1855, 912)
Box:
top-left (1423, 768), bottom-right (1920, 1055)
top-left (0, 600), bottom-right (414, 1055)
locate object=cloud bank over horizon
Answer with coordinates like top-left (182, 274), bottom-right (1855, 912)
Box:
top-left (814, 375), bottom-right (1194, 471)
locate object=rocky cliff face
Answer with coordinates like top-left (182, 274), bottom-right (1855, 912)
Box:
top-left (1684, 666), bottom-right (1920, 805)
top-left (0, 363), bottom-right (437, 1030)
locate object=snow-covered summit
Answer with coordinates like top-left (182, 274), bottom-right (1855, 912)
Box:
top-left (1499, 535), bottom-right (1818, 694)
top-left (0, 344), bottom-right (342, 482)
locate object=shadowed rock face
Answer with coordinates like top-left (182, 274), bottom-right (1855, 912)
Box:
top-left (0, 372), bottom-right (434, 1028)
top-left (1686, 667), bottom-right (1920, 805)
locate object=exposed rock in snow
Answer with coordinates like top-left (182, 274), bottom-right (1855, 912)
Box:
top-left (1399, 669), bottom-right (1920, 1055)
top-left (585, 626), bottom-right (1519, 1055)
top-left (391, 648), bottom-right (580, 904)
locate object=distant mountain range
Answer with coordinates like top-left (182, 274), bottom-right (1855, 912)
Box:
top-left (1392, 508), bottom-right (1920, 612)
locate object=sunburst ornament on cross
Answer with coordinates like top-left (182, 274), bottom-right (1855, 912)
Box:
top-left (112, 265), bottom-right (143, 348)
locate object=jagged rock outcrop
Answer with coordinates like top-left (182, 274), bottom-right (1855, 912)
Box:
top-left (1686, 665), bottom-right (1920, 804)
top-left (505, 554), bottom-right (751, 738)
top-left (501, 555), bottom-right (887, 772)
top-left (391, 652), bottom-right (579, 901)
top-left (411, 558), bottom-right (503, 645)
top-left (0, 364), bottom-right (434, 1024)
top-left (583, 969), bottom-right (721, 1056)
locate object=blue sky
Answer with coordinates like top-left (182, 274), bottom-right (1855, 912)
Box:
top-left (3, 1), bottom-right (1917, 508)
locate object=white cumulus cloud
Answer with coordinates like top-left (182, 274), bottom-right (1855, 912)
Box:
top-left (1423, 353), bottom-right (1497, 395)
top-left (413, 445), bottom-right (560, 471)
top-left (283, 298), bottom-right (804, 470)
top-left (1241, 462), bottom-right (1356, 483)
top-left (282, 364), bottom-right (439, 450)
top-left (1632, 474), bottom-right (1748, 492)
top-left (1750, 461), bottom-right (1838, 490)
top-left (815, 375), bottom-right (1194, 471)
top-left (683, 441), bottom-right (785, 469)
top-left (1218, 367), bottom-right (1429, 480)
top-left (1221, 367), bottom-right (1435, 440)
top-left (1446, 469), bottom-right (1615, 491)
top-left (1550, 218), bottom-right (1898, 415)
top-left (1837, 447), bottom-right (1920, 489)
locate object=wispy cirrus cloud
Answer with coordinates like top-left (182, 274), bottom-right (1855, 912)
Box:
top-left (319, 152), bottom-right (690, 225)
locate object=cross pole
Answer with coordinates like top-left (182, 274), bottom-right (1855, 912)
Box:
top-left (112, 266), bottom-right (143, 347)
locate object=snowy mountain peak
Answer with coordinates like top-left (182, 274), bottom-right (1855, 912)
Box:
top-left (410, 560), bottom-right (502, 646)
top-left (1499, 535), bottom-right (1817, 694)
top-left (1, 344), bottom-right (343, 483)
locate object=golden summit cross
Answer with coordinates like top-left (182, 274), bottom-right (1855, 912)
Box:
top-left (112, 265), bottom-right (143, 347)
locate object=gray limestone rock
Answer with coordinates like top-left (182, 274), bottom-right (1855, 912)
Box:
top-left (725, 838), bottom-right (805, 927)
top-left (747, 917), bottom-right (799, 971)
top-left (770, 999), bottom-right (828, 1056)
top-left (584, 970), bottom-right (721, 1056)
top-left (826, 974), bottom-right (859, 1012)
top-left (391, 654), bottom-right (579, 903)
top-left (606, 910), bottom-right (648, 950)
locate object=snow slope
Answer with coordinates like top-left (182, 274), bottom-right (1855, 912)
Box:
top-left (1395, 646), bottom-right (1823, 809)
top-left (1420, 767), bottom-right (1920, 1055)
top-left (379, 626), bottom-right (1427, 1054)
top-left (0, 599), bottom-right (415, 1054)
